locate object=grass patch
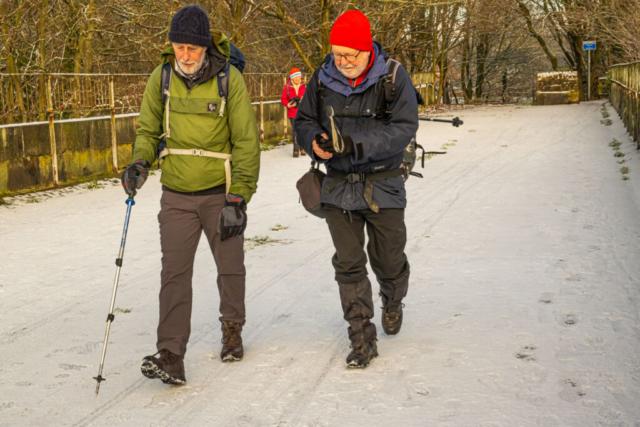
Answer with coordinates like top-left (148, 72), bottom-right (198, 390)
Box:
top-left (424, 153), bottom-right (437, 161)
top-left (260, 143), bottom-right (273, 152)
top-left (609, 139), bottom-right (621, 148)
top-left (244, 235), bottom-right (288, 252)
top-left (0, 198), bottom-right (7, 206)
top-left (614, 151), bottom-right (625, 158)
top-left (440, 143), bottom-right (456, 150)
top-left (149, 171), bottom-right (156, 176)
top-left (25, 198), bottom-right (41, 204)
top-left (622, 176), bottom-right (630, 181)
top-left (87, 180), bottom-right (104, 190)
top-left (620, 167), bottom-right (629, 175)
top-left (114, 307), bottom-right (132, 314)
top-left (469, 129), bottom-right (477, 133)
top-left (269, 224), bottom-right (289, 231)
top-left (600, 119), bottom-right (612, 126)
top-left (618, 160), bottom-right (626, 164)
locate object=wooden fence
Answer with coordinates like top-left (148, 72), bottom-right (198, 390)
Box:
top-left (609, 62), bottom-right (640, 148)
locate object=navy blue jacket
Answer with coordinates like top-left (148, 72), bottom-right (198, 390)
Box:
top-left (295, 43), bottom-right (419, 210)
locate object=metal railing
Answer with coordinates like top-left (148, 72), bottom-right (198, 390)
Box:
top-left (0, 72), bottom-right (297, 125)
top-left (609, 62), bottom-right (640, 146)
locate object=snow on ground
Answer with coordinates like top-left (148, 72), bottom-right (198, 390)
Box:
top-left (1, 101), bottom-right (640, 427)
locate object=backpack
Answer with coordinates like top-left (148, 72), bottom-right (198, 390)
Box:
top-left (315, 57), bottom-right (425, 180)
top-left (157, 44), bottom-right (245, 159)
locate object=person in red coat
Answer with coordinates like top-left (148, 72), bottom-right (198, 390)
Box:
top-left (281, 68), bottom-right (307, 157)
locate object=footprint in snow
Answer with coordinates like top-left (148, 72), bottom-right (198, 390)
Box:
top-left (555, 312), bottom-right (579, 326)
top-left (539, 292), bottom-right (554, 304)
top-left (558, 378), bottom-right (587, 402)
top-left (515, 345), bottom-right (537, 362)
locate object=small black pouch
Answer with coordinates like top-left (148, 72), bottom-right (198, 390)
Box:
top-left (296, 161), bottom-right (326, 218)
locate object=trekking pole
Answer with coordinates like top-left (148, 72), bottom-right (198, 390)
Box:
top-left (418, 117), bottom-right (464, 127)
top-left (94, 195), bottom-right (136, 396)
top-left (326, 107), bottom-right (464, 128)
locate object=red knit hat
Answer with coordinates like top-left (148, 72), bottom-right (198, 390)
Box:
top-left (290, 68), bottom-right (301, 79)
top-left (330, 10), bottom-right (372, 52)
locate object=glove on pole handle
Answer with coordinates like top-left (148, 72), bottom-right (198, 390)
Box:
top-left (94, 196), bottom-right (135, 396)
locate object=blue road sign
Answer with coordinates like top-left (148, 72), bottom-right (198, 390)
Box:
top-left (583, 41), bottom-right (596, 50)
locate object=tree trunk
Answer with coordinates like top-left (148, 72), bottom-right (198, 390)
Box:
top-left (38, 0), bottom-right (49, 121)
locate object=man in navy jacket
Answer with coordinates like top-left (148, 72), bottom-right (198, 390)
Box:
top-left (295, 10), bottom-right (419, 368)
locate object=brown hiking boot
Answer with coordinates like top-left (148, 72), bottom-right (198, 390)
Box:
top-left (300, 149), bottom-right (307, 156)
top-left (380, 293), bottom-right (404, 336)
top-left (346, 340), bottom-right (378, 369)
top-left (221, 321), bottom-right (244, 362)
top-left (141, 349), bottom-right (186, 385)
top-left (293, 148), bottom-right (300, 158)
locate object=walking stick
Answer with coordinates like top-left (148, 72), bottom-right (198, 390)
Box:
top-left (418, 117), bottom-right (464, 127)
top-left (94, 196), bottom-right (135, 396)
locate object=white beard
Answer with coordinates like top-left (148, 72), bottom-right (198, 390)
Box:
top-left (336, 56), bottom-right (369, 79)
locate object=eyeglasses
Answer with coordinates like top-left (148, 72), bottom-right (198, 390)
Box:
top-left (332, 50), bottom-right (362, 63)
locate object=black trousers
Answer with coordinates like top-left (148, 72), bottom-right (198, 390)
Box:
top-left (323, 204), bottom-right (410, 344)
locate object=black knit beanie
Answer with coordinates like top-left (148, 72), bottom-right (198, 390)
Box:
top-left (168, 5), bottom-right (213, 48)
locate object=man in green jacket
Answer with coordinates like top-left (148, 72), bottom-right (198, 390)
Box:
top-left (120, 5), bottom-right (260, 385)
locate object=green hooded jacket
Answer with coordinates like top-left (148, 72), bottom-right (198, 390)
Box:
top-left (132, 31), bottom-right (260, 202)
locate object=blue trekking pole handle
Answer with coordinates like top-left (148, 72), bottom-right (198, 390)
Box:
top-left (94, 196), bottom-right (136, 396)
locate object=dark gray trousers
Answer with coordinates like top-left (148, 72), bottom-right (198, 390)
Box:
top-left (290, 118), bottom-right (300, 153)
top-left (157, 187), bottom-right (246, 356)
top-left (323, 205), bottom-right (410, 345)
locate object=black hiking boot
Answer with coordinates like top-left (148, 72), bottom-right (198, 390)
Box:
top-left (380, 293), bottom-right (404, 336)
top-left (346, 340), bottom-right (379, 369)
top-left (141, 349), bottom-right (186, 385)
top-left (221, 321), bottom-right (244, 362)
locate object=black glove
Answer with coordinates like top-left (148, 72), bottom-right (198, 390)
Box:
top-left (290, 97), bottom-right (301, 107)
top-left (120, 159), bottom-right (150, 197)
top-left (218, 193), bottom-right (247, 241)
top-left (316, 133), bottom-right (355, 158)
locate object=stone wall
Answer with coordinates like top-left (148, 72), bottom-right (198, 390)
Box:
top-left (536, 72), bottom-right (580, 105)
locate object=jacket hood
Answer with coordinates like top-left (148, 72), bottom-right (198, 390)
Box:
top-left (318, 42), bottom-right (389, 97)
top-left (161, 29), bottom-right (231, 63)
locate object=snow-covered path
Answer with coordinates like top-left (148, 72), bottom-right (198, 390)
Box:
top-left (1, 102), bottom-right (640, 427)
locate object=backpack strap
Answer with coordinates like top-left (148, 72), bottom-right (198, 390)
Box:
top-left (316, 77), bottom-right (326, 124)
top-left (217, 61), bottom-right (231, 117)
top-left (161, 62), bottom-right (173, 106)
top-left (159, 62), bottom-right (173, 141)
top-left (375, 59), bottom-right (400, 118)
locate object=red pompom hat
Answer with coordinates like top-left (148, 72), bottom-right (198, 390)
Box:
top-left (329, 10), bottom-right (373, 52)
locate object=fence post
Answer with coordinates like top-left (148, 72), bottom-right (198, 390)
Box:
top-left (283, 76), bottom-right (288, 139)
top-left (109, 76), bottom-right (118, 173)
top-left (259, 75), bottom-right (265, 144)
top-left (46, 75), bottom-right (59, 186)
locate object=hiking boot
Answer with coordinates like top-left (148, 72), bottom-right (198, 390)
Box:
top-left (301, 149), bottom-right (307, 156)
top-left (293, 148), bottom-right (300, 158)
top-left (221, 321), bottom-right (244, 362)
top-left (346, 340), bottom-right (378, 369)
top-left (381, 293), bottom-right (405, 336)
top-left (141, 349), bottom-right (186, 385)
